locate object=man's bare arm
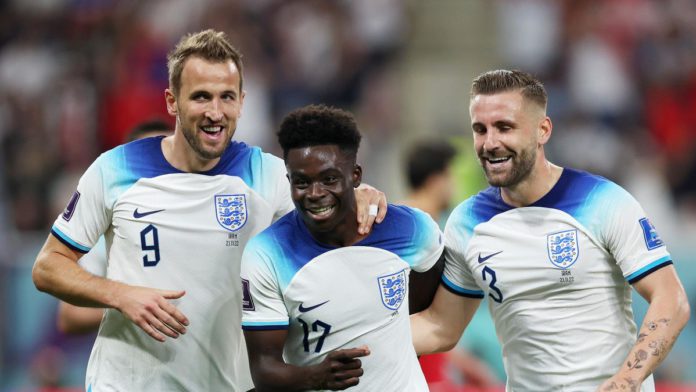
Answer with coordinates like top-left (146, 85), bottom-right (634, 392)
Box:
top-left (244, 329), bottom-right (369, 391)
top-left (598, 265), bottom-right (690, 391)
top-left (34, 234), bottom-right (189, 342)
top-left (411, 284), bottom-right (481, 355)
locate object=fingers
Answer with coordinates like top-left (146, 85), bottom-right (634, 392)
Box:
top-left (355, 184), bottom-right (387, 234)
top-left (134, 317), bottom-right (167, 342)
top-left (146, 311), bottom-right (181, 340)
top-left (162, 289), bottom-right (186, 300)
top-left (158, 291), bottom-right (189, 327)
top-left (375, 193), bottom-right (387, 224)
top-left (152, 305), bottom-right (188, 335)
top-left (326, 375), bottom-right (361, 390)
top-left (320, 347), bottom-right (370, 390)
top-left (329, 347), bottom-right (371, 361)
top-left (122, 287), bottom-right (189, 342)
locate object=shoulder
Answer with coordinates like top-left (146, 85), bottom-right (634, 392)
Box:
top-left (213, 142), bottom-right (286, 187)
top-left (538, 168), bottom-right (636, 213)
top-left (371, 204), bottom-right (427, 236)
top-left (96, 136), bottom-right (180, 178)
top-left (248, 211), bottom-right (296, 249)
top-left (363, 204), bottom-right (440, 249)
top-left (448, 186), bottom-right (509, 232)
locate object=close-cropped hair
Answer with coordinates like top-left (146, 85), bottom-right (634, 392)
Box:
top-left (167, 29), bottom-right (244, 96)
top-left (471, 69), bottom-right (547, 109)
top-left (277, 104), bottom-right (362, 160)
top-left (406, 140), bottom-right (456, 190)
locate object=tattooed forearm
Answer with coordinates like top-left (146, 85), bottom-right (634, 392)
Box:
top-left (601, 378), bottom-right (639, 392)
top-left (627, 349), bottom-right (648, 370)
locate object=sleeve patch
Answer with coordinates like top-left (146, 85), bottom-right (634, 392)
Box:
top-left (639, 217), bottom-right (664, 250)
top-left (241, 278), bottom-right (255, 311)
top-left (62, 191), bottom-right (81, 222)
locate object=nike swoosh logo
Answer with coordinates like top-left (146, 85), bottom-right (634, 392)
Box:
top-left (298, 300), bottom-right (329, 313)
top-left (478, 251), bottom-right (502, 264)
top-left (133, 208), bottom-right (165, 219)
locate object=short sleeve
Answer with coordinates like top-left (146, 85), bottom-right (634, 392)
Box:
top-left (51, 155), bottom-right (111, 253)
top-left (77, 236), bottom-right (108, 276)
top-left (600, 184), bottom-right (672, 284)
top-left (441, 204), bottom-right (485, 298)
top-left (240, 235), bottom-right (291, 330)
top-left (407, 208), bottom-right (444, 273)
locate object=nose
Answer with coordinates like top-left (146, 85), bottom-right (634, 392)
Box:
top-left (205, 98), bottom-right (224, 122)
top-left (307, 182), bottom-right (326, 200)
top-left (482, 130), bottom-right (501, 152)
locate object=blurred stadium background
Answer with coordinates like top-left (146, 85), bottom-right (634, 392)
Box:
top-left (1, 0), bottom-right (695, 390)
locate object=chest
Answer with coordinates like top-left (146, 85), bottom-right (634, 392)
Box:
top-left (464, 212), bottom-right (617, 303)
top-left (107, 175), bottom-right (275, 274)
top-left (282, 247), bottom-right (410, 356)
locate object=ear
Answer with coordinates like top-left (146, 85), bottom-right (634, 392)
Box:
top-left (238, 89), bottom-right (246, 118)
top-left (353, 164), bottom-right (363, 188)
top-left (165, 89), bottom-right (177, 117)
top-left (538, 116), bottom-right (552, 146)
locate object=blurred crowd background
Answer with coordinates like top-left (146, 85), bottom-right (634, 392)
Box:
top-left (1, 0), bottom-right (695, 390)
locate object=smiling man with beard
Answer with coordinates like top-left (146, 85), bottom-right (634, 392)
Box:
top-left (240, 104), bottom-right (444, 391)
top-left (411, 70), bottom-right (690, 391)
top-left (32, 30), bottom-right (386, 392)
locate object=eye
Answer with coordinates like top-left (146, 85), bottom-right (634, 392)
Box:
top-left (222, 93), bottom-right (236, 101)
top-left (323, 175), bottom-right (339, 185)
top-left (292, 178), bottom-right (309, 189)
top-left (472, 125), bottom-right (486, 135)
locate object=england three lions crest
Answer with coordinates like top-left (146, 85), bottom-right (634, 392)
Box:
top-left (547, 229), bottom-right (579, 269)
top-left (215, 194), bottom-right (247, 232)
top-left (377, 269), bottom-right (406, 311)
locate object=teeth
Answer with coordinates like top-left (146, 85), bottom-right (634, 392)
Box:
top-left (202, 126), bottom-right (222, 134)
top-left (309, 206), bottom-right (333, 214)
top-left (488, 157), bottom-right (510, 163)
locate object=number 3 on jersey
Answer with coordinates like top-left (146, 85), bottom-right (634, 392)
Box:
top-left (482, 266), bottom-right (503, 303)
top-left (140, 224), bottom-right (160, 267)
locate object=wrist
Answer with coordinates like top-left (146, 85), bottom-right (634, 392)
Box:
top-left (101, 278), bottom-right (126, 310)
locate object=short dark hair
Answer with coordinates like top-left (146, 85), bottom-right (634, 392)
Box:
top-left (277, 104), bottom-right (362, 160)
top-left (471, 69), bottom-right (547, 109)
top-left (126, 120), bottom-right (172, 142)
top-left (167, 29), bottom-right (244, 96)
top-left (406, 140), bottom-right (457, 189)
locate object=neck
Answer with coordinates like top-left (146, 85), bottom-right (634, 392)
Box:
top-left (403, 191), bottom-right (443, 221)
top-left (500, 160), bottom-right (563, 207)
top-left (306, 205), bottom-right (366, 247)
top-left (162, 133), bottom-right (221, 173)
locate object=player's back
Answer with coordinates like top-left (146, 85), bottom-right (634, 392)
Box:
top-left (242, 205), bottom-right (443, 391)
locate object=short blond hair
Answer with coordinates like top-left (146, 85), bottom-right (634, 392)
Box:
top-left (471, 69), bottom-right (547, 110)
top-left (167, 29), bottom-right (244, 96)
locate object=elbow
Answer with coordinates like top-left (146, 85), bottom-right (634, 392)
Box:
top-left (441, 333), bottom-right (460, 352)
top-left (677, 294), bottom-right (691, 328)
top-left (32, 258), bottom-right (51, 293)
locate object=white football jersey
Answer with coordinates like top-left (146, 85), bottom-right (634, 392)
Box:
top-left (241, 205), bottom-right (443, 391)
top-left (443, 168), bottom-right (671, 392)
top-left (52, 137), bottom-right (294, 392)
